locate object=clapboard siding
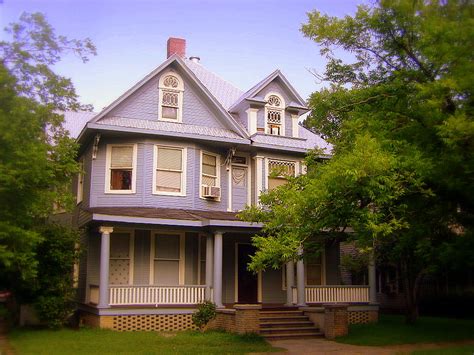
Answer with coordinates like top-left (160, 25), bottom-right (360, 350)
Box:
top-left (185, 233), bottom-right (199, 285)
top-left (133, 230), bottom-right (150, 285)
top-left (262, 268), bottom-right (286, 303)
top-left (325, 242), bottom-right (341, 285)
top-left (90, 137), bottom-right (230, 211)
top-left (107, 64), bottom-right (228, 130)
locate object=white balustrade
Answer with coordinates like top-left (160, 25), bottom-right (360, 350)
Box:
top-left (291, 286), bottom-right (370, 304)
top-left (108, 285), bottom-right (206, 306)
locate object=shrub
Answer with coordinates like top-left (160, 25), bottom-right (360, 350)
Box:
top-left (192, 301), bottom-right (216, 331)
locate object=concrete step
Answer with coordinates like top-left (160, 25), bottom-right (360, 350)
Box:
top-left (260, 320), bottom-right (315, 328)
top-left (260, 310), bottom-right (304, 317)
top-left (260, 326), bottom-right (320, 334)
top-left (260, 315), bottom-right (309, 322)
top-left (262, 331), bottom-right (324, 340)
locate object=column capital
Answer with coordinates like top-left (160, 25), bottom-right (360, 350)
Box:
top-left (99, 226), bottom-right (114, 234)
top-left (213, 231), bottom-right (225, 237)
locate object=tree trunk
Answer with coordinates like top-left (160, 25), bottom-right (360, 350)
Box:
top-left (401, 260), bottom-right (423, 324)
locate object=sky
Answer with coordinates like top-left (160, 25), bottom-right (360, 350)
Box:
top-left (1, 0), bottom-right (365, 111)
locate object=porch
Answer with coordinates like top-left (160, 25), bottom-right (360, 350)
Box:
top-left (85, 226), bottom-right (376, 309)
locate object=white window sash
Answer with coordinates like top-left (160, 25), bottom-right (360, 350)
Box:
top-left (105, 144), bottom-right (137, 194)
top-left (152, 146), bottom-right (187, 196)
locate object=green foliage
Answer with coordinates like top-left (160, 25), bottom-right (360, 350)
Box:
top-left (242, 0), bottom-right (474, 323)
top-left (32, 223), bottom-right (80, 328)
top-left (0, 12), bottom-right (96, 110)
top-left (0, 13), bottom-right (94, 324)
top-left (192, 301), bottom-right (217, 330)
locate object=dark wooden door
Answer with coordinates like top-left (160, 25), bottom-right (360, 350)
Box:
top-left (237, 244), bottom-right (258, 303)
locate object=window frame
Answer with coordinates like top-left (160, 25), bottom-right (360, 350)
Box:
top-left (265, 158), bottom-right (298, 191)
top-left (105, 143), bottom-right (138, 194)
top-left (158, 71), bottom-right (184, 123)
top-left (199, 150), bottom-right (221, 200)
top-left (264, 92), bottom-right (285, 136)
top-left (149, 232), bottom-right (185, 286)
top-left (152, 145), bottom-right (187, 196)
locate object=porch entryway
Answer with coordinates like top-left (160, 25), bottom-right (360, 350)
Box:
top-left (236, 243), bottom-right (258, 303)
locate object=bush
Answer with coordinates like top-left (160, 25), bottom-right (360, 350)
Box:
top-left (32, 224), bottom-right (80, 328)
top-left (192, 301), bottom-right (216, 331)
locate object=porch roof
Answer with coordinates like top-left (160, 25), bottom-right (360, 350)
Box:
top-left (87, 207), bottom-right (262, 229)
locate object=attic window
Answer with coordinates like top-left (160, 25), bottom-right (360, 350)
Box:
top-left (265, 94), bottom-right (284, 136)
top-left (159, 73), bottom-right (184, 122)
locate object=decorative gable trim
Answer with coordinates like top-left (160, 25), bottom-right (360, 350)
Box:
top-left (90, 55), bottom-right (249, 139)
top-left (228, 70), bottom-right (307, 112)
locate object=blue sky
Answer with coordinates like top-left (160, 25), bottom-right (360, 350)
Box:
top-left (1, 0), bottom-right (364, 111)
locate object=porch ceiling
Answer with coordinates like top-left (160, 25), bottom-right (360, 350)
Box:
top-left (86, 207), bottom-right (262, 229)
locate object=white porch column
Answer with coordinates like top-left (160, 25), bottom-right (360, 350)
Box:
top-left (296, 246), bottom-right (307, 306)
top-left (213, 231), bottom-right (224, 308)
top-left (285, 261), bottom-right (295, 306)
top-left (254, 156), bottom-right (265, 205)
top-left (98, 226), bottom-right (113, 309)
top-left (368, 251), bottom-right (377, 304)
top-left (246, 108), bottom-right (259, 135)
top-left (205, 234), bottom-right (214, 301)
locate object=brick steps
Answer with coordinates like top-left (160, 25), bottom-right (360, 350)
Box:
top-left (259, 310), bottom-right (322, 340)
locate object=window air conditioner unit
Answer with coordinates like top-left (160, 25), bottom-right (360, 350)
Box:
top-left (202, 185), bottom-right (220, 199)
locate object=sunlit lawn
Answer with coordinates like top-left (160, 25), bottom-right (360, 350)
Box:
top-left (9, 327), bottom-right (279, 354)
top-left (336, 314), bottom-right (474, 346)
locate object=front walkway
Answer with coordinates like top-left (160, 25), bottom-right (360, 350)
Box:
top-left (269, 338), bottom-right (474, 354)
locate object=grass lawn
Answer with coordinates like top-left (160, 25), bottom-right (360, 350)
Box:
top-left (336, 314), bottom-right (474, 346)
top-left (411, 345), bottom-right (474, 354)
top-left (8, 327), bottom-right (278, 354)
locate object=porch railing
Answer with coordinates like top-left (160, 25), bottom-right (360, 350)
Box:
top-left (292, 285), bottom-right (370, 304)
top-left (109, 285), bottom-right (207, 306)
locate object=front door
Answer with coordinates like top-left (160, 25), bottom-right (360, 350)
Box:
top-left (237, 244), bottom-right (258, 303)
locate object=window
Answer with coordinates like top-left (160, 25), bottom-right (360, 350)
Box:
top-left (265, 94), bottom-right (285, 136)
top-left (200, 152), bottom-right (220, 198)
top-left (281, 254), bottom-right (324, 290)
top-left (153, 146), bottom-right (186, 195)
top-left (267, 159), bottom-right (296, 190)
top-left (159, 73), bottom-right (184, 122)
top-left (109, 233), bottom-right (132, 285)
top-left (77, 159), bottom-right (84, 204)
top-left (105, 144), bottom-right (137, 193)
top-left (152, 233), bottom-right (184, 285)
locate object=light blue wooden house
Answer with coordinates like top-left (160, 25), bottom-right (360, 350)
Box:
top-left (62, 38), bottom-right (377, 336)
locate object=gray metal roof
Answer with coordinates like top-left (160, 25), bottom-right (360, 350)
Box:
top-left (61, 111), bottom-right (97, 138)
top-left (183, 59), bottom-right (243, 110)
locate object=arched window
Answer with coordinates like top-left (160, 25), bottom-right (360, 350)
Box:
top-left (158, 72), bottom-right (184, 122)
top-left (265, 93), bottom-right (285, 135)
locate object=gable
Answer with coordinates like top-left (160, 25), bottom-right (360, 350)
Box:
top-left (105, 64), bottom-right (228, 131)
top-left (254, 78), bottom-right (299, 105)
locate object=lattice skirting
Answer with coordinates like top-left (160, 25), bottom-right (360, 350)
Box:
top-left (348, 311), bottom-right (370, 324)
top-left (80, 312), bottom-right (198, 332)
top-left (113, 314), bottom-right (198, 331)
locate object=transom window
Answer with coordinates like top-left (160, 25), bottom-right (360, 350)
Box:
top-left (159, 72), bottom-right (184, 122)
top-left (153, 146), bottom-right (186, 196)
top-left (265, 94), bottom-right (285, 136)
top-left (106, 144), bottom-right (137, 193)
top-left (267, 159), bottom-right (296, 190)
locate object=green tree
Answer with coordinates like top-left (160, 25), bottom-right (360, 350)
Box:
top-left (0, 13), bottom-right (95, 320)
top-left (241, 0), bottom-right (473, 323)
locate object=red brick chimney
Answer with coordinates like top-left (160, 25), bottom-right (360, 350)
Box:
top-left (167, 37), bottom-right (186, 58)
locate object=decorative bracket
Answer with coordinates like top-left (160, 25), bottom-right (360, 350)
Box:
top-left (92, 133), bottom-right (101, 160)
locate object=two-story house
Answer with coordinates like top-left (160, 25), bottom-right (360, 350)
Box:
top-left (63, 38), bottom-right (377, 335)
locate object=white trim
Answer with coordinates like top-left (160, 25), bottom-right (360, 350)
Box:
top-left (227, 165), bottom-right (232, 212)
top-left (158, 70), bottom-right (184, 123)
top-left (264, 92), bottom-right (285, 136)
top-left (199, 150), bottom-right (221, 201)
top-left (254, 156), bottom-right (264, 205)
top-left (245, 108), bottom-right (259, 135)
top-left (152, 145), bottom-right (187, 196)
top-left (291, 114), bottom-right (299, 138)
top-left (76, 159), bottom-right (84, 204)
top-left (104, 143), bottom-right (137, 194)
